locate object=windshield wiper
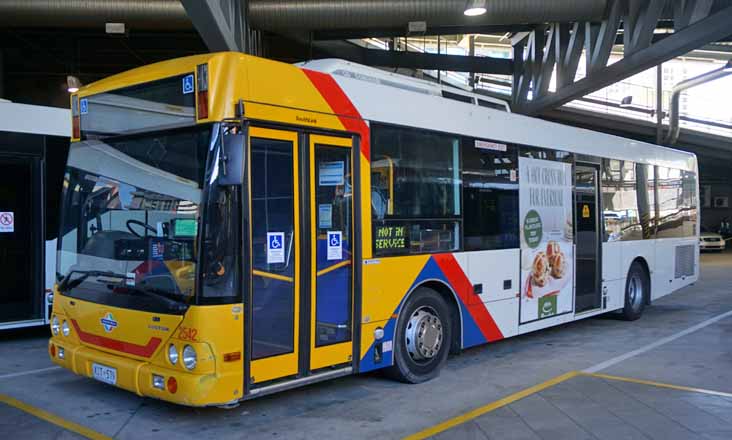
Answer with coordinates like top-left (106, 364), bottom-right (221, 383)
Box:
top-left (58, 270), bottom-right (128, 293)
top-left (123, 286), bottom-right (189, 313)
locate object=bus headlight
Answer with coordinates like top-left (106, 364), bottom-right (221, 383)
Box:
top-left (61, 320), bottom-right (70, 337)
top-left (51, 316), bottom-right (60, 335)
top-left (168, 344), bottom-right (179, 365)
top-left (182, 345), bottom-right (197, 370)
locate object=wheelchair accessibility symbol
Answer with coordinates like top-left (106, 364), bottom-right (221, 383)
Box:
top-left (327, 231), bottom-right (342, 261)
top-left (182, 74), bottom-right (195, 94)
top-left (267, 232), bottom-right (285, 264)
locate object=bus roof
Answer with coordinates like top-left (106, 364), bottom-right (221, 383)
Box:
top-left (75, 52), bottom-right (696, 172)
top-left (304, 63), bottom-right (697, 172)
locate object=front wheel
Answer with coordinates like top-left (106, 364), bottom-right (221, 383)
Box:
top-left (385, 287), bottom-right (452, 384)
top-left (621, 262), bottom-right (648, 321)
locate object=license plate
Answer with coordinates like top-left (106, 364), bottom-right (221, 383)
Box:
top-left (92, 363), bottom-right (117, 385)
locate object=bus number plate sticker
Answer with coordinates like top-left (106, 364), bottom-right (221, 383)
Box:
top-left (92, 363), bottom-right (117, 385)
top-left (327, 231), bottom-right (342, 261)
top-left (267, 232), bottom-right (285, 264)
top-left (0, 212), bottom-right (14, 233)
top-left (475, 140), bottom-right (507, 152)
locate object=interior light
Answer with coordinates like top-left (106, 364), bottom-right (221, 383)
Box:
top-left (66, 75), bottom-right (82, 93)
top-left (464, 0), bottom-right (487, 16)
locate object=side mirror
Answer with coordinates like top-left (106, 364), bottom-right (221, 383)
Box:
top-left (218, 133), bottom-right (245, 186)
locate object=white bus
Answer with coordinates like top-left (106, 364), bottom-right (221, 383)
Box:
top-left (0, 101), bottom-right (69, 330)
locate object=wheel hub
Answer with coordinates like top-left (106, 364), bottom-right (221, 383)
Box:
top-left (405, 307), bottom-right (443, 363)
top-left (629, 274), bottom-right (643, 309)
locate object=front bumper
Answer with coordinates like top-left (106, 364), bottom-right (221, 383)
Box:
top-left (49, 337), bottom-right (238, 407)
top-left (700, 241), bottom-right (725, 251)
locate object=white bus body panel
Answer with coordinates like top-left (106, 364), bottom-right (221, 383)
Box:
top-left (300, 64), bottom-right (700, 341)
top-left (0, 102), bottom-right (69, 330)
top-left (0, 102), bottom-right (69, 136)
top-left (324, 74), bottom-right (697, 172)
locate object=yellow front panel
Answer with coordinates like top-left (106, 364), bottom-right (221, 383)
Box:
top-left (359, 255), bottom-right (431, 358)
top-left (50, 292), bottom-right (244, 406)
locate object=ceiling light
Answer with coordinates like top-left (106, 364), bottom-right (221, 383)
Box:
top-left (464, 0), bottom-right (487, 16)
top-left (66, 75), bottom-right (82, 93)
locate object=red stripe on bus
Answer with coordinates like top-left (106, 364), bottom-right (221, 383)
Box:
top-left (70, 319), bottom-right (162, 358)
top-left (302, 69), bottom-right (371, 159)
top-left (433, 254), bottom-right (505, 342)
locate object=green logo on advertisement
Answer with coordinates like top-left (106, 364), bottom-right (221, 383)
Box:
top-left (523, 209), bottom-right (543, 249)
top-left (538, 295), bottom-right (558, 318)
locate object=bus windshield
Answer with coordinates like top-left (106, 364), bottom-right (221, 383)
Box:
top-left (56, 126), bottom-right (211, 314)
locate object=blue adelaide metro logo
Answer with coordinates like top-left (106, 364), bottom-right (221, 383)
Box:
top-left (100, 313), bottom-right (118, 333)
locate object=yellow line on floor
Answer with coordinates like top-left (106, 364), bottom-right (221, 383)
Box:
top-left (581, 372), bottom-right (732, 398)
top-left (403, 371), bottom-right (580, 440)
top-left (0, 393), bottom-right (111, 440)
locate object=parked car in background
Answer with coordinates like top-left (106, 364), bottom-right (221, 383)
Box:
top-left (700, 227), bottom-right (726, 252)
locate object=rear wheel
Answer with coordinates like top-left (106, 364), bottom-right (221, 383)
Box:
top-left (621, 262), bottom-right (648, 321)
top-left (385, 287), bottom-right (452, 383)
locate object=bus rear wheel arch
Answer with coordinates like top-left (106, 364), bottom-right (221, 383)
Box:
top-left (385, 286), bottom-right (453, 383)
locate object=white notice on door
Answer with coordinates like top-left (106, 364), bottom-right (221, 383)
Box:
top-left (267, 232), bottom-right (285, 264)
top-left (0, 212), bottom-right (14, 233)
top-left (327, 231), bottom-right (343, 261)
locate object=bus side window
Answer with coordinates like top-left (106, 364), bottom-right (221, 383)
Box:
top-left (370, 124), bottom-right (461, 256)
top-left (462, 139), bottom-right (519, 251)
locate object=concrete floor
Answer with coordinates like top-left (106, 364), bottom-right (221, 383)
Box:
top-left (1, 251), bottom-right (731, 440)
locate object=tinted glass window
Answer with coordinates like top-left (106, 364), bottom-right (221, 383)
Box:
top-left (371, 124), bottom-right (461, 255)
top-left (637, 164), bottom-right (656, 239)
top-left (81, 74), bottom-right (196, 138)
top-left (250, 137), bottom-right (296, 359)
top-left (657, 167), bottom-right (697, 238)
top-left (56, 126), bottom-right (212, 314)
top-left (520, 146), bottom-right (573, 164)
top-left (462, 139), bottom-right (519, 250)
top-left (602, 160), bottom-right (643, 241)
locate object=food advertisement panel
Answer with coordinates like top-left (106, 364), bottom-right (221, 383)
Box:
top-left (519, 157), bottom-right (574, 323)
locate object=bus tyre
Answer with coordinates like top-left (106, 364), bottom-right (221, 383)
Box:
top-left (622, 262), bottom-right (648, 321)
top-left (386, 287), bottom-right (451, 384)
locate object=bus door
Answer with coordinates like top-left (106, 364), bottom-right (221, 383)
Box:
top-left (246, 129), bottom-right (355, 389)
top-left (308, 135), bottom-right (354, 371)
top-left (575, 164), bottom-right (602, 312)
top-left (0, 155), bottom-right (42, 324)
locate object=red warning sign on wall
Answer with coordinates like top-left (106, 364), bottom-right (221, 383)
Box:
top-left (0, 212), bottom-right (14, 233)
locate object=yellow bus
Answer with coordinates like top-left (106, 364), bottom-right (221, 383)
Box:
top-left (50, 52), bottom-right (699, 407)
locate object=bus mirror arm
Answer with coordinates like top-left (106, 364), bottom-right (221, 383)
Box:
top-left (218, 133), bottom-right (245, 186)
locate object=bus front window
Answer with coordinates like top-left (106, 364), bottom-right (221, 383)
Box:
top-left (56, 126), bottom-right (213, 314)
